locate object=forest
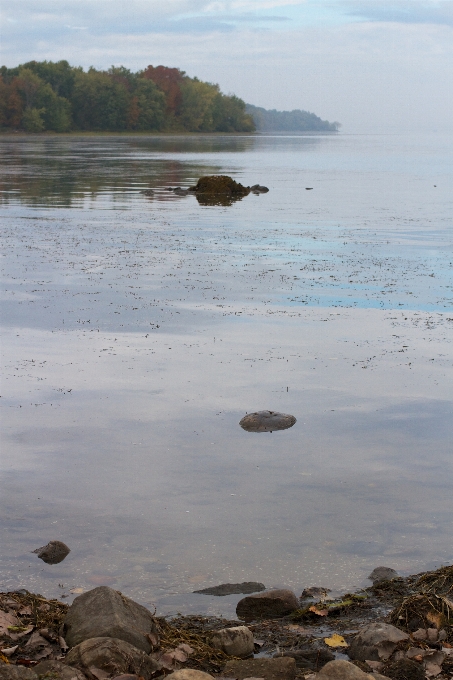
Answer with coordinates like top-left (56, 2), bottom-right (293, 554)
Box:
top-left (0, 61), bottom-right (256, 133)
top-left (246, 103), bottom-right (339, 132)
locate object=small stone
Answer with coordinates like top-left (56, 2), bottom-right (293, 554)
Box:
top-left (223, 658), bottom-right (296, 680)
top-left (65, 637), bottom-right (161, 680)
top-left (368, 567), bottom-right (398, 583)
top-left (211, 626), bottom-right (254, 658)
top-left (32, 541), bottom-right (70, 565)
top-left (237, 589), bottom-right (300, 619)
top-left (194, 582), bottom-right (265, 596)
top-left (34, 660), bottom-right (86, 680)
top-left (317, 660), bottom-right (374, 680)
top-left (63, 586), bottom-right (159, 653)
top-left (166, 672), bottom-right (214, 680)
top-left (274, 647), bottom-right (334, 670)
top-left (239, 411), bottom-right (296, 433)
top-left (348, 624), bottom-right (409, 662)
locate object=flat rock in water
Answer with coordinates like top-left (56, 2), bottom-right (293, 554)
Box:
top-left (236, 589), bottom-right (300, 619)
top-left (368, 567), bottom-right (398, 583)
top-left (239, 411), bottom-right (296, 433)
top-left (63, 586), bottom-right (159, 653)
top-left (65, 637), bottom-right (161, 680)
top-left (32, 540), bottom-right (70, 564)
top-left (194, 582), bottom-right (265, 596)
top-left (274, 647), bottom-right (334, 670)
top-left (223, 657), bottom-right (296, 680)
top-left (34, 660), bottom-right (86, 680)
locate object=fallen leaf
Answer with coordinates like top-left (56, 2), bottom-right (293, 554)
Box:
top-left (170, 648), bottom-right (188, 663)
top-left (147, 632), bottom-right (159, 647)
top-left (309, 605), bottom-right (328, 617)
top-left (177, 644), bottom-right (194, 655)
top-left (324, 634), bottom-right (348, 648)
top-left (18, 606), bottom-right (32, 617)
top-left (8, 625), bottom-right (34, 641)
top-left (70, 587), bottom-right (85, 594)
top-left (0, 611), bottom-right (20, 636)
top-left (1, 645), bottom-right (18, 657)
top-left (0, 653), bottom-right (10, 664)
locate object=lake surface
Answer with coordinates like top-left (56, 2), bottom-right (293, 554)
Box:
top-left (1, 132), bottom-right (452, 617)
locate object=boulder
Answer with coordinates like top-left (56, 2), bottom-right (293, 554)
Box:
top-left (65, 637), bottom-right (161, 680)
top-left (63, 586), bottom-right (159, 653)
top-left (0, 668), bottom-right (37, 680)
top-left (165, 672), bottom-right (214, 680)
top-left (194, 582), bottom-right (265, 596)
top-left (274, 647), bottom-right (334, 670)
top-left (317, 660), bottom-right (382, 680)
top-left (211, 626), bottom-right (254, 657)
top-left (368, 567), bottom-right (398, 583)
top-left (34, 660), bottom-right (86, 680)
top-left (237, 589), bottom-right (299, 619)
top-left (301, 587), bottom-right (332, 598)
top-left (239, 411), bottom-right (296, 433)
top-left (223, 658), bottom-right (296, 680)
top-left (250, 185), bottom-right (269, 193)
top-left (347, 623), bottom-right (409, 662)
top-left (193, 176), bottom-right (250, 198)
top-left (32, 541), bottom-right (70, 565)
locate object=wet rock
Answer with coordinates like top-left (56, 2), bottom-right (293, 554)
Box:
top-left (63, 586), bottom-right (159, 653)
top-left (32, 541), bottom-right (70, 565)
top-left (236, 589), bottom-right (300, 619)
top-left (274, 647), bottom-right (334, 670)
top-left (368, 567), bottom-right (398, 583)
top-left (301, 587), bottom-right (332, 598)
top-left (194, 582), bottom-right (265, 596)
top-left (239, 411), bottom-right (296, 433)
top-left (211, 626), bottom-right (254, 658)
top-left (0, 667), bottom-right (37, 680)
top-left (347, 623), bottom-right (409, 662)
top-left (381, 659), bottom-right (425, 680)
top-left (34, 660), bottom-right (86, 680)
top-left (65, 637), bottom-right (161, 680)
top-left (317, 660), bottom-right (380, 680)
top-left (250, 185), bottom-right (269, 193)
top-left (166, 672), bottom-right (214, 680)
top-left (223, 657), bottom-right (296, 680)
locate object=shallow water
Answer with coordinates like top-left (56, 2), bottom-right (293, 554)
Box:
top-left (1, 133), bottom-right (452, 617)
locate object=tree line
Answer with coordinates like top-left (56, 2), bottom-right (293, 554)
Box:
top-left (0, 61), bottom-right (255, 133)
top-left (246, 103), bottom-right (339, 132)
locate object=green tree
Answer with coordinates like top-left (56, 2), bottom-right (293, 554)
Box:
top-left (22, 107), bottom-right (45, 132)
top-left (130, 79), bottom-right (165, 131)
top-left (71, 68), bottom-right (130, 131)
top-left (179, 78), bottom-right (218, 131)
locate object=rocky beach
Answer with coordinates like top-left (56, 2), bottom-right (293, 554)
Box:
top-left (1, 562), bottom-right (453, 680)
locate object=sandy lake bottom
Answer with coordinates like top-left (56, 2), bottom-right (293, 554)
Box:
top-left (1, 132), bottom-right (452, 617)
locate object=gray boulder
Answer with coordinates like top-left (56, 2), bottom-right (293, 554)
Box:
top-left (223, 657), bottom-right (296, 680)
top-left (166, 672), bottom-right (214, 680)
top-left (0, 668), bottom-right (37, 680)
top-left (32, 541), bottom-right (70, 565)
top-left (368, 567), bottom-right (398, 583)
top-left (317, 660), bottom-right (379, 680)
top-left (236, 589), bottom-right (300, 619)
top-left (348, 623), bottom-right (409, 662)
top-left (34, 660), bottom-right (86, 680)
top-left (211, 626), bottom-right (254, 657)
top-left (194, 582), bottom-right (265, 596)
top-left (63, 586), bottom-right (159, 653)
top-left (65, 637), bottom-right (161, 680)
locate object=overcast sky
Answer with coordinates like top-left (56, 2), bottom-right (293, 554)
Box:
top-left (1, 0), bottom-right (452, 132)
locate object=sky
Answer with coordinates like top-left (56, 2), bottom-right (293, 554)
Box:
top-left (1, 0), bottom-right (452, 132)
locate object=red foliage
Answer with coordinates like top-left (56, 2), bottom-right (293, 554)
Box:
top-left (141, 65), bottom-right (184, 114)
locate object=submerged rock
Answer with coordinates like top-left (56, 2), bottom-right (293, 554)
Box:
top-left (32, 541), bottom-right (70, 564)
top-left (239, 410), bottom-right (296, 432)
top-left (236, 588), bottom-right (300, 619)
top-left (274, 647), bottom-right (334, 670)
top-left (301, 586), bottom-right (332, 598)
top-left (193, 175), bottom-right (250, 206)
top-left (193, 581), bottom-right (265, 596)
top-left (250, 184), bottom-right (269, 193)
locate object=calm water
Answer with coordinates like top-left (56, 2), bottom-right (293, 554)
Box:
top-left (1, 133), bottom-right (452, 616)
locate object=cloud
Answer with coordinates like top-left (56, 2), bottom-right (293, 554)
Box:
top-left (339, 0), bottom-right (453, 27)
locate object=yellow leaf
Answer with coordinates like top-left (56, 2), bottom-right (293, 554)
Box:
top-left (324, 634), bottom-right (348, 648)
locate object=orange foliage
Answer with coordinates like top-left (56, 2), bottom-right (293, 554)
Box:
top-left (141, 65), bottom-right (184, 114)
